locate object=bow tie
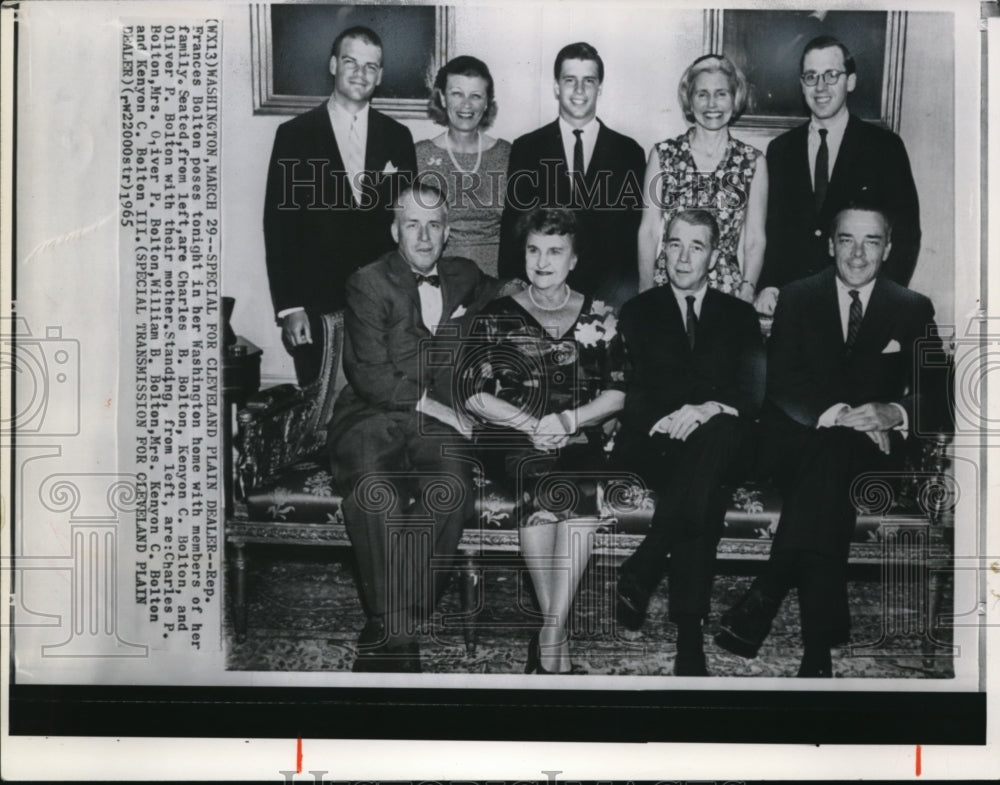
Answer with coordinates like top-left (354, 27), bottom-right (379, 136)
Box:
top-left (414, 273), bottom-right (440, 288)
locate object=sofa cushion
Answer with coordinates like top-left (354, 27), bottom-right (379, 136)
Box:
top-left (245, 457), bottom-right (344, 524)
top-left (244, 455), bottom-right (926, 544)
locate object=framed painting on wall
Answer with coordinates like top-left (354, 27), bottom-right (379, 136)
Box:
top-left (704, 9), bottom-right (906, 132)
top-left (250, 3), bottom-right (454, 118)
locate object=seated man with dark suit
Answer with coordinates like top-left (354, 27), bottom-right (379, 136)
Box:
top-left (613, 208), bottom-right (765, 676)
top-left (756, 35), bottom-right (920, 315)
top-left (327, 179), bottom-right (498, 672)
top-left (716, 203), bottom-right (946, 677)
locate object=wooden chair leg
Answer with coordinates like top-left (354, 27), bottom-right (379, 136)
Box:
top-left (233, 542), bottom-right (248, 639)
top-left (459, 552), bottom-right (480, 656)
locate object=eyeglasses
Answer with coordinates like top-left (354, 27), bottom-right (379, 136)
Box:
top-left (800, 69), bottom-right (847, 87)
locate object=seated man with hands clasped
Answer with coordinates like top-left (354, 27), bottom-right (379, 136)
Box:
top-left (613, 208), bottom-right (765, 676)
top-left (715, 202), bottom-right (947, 678)
top-left (327, 178), bottom-right (500, 673)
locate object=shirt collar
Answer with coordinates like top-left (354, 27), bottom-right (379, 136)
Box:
top-left (558, 116), bottom-right (600, 140)
top-left (809, 108), bottom-right (849, 139)
top-left (834, 274), bottom-right (876, 309)
top-left (327, 98), bottom-right (370, 131)
top-left (669, 282), bottom-right (709, 315)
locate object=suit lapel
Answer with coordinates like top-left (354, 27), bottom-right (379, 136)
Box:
top-left (386, 252), bottom-right (425, 326)
top-left (823, 113), bottom-right (861, 222)
top-left (789, 123), bottom-right (815, 215)
top-left (438, 261), bottom-right (465, 323)
top-left (586, 120), bottom-right (608, 182)
top-left (852, 277), bottom-right (892, 355)
top-left (816, 270), bottom-right (846, 353)
top-left (364, 108), bottom-right (385, 174)
top-left (316, 101), bottom-right (346, 171)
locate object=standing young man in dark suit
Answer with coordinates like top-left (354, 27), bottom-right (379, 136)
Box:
top-left (717, 204), bottom-right (946, 677)
top-left (756, 36), bottom-right (920, 315)
top-left (263, 26), bottom-right (416, 384)
top-left (613, 209), bottom-right (765, 676)
top-left (499, 42), bottom-right (645, 307)
top-left (327, 180), bottom-right (498, 673)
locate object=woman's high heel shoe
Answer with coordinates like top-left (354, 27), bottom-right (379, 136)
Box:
top-left (525, 631), bottom-right (571, 674)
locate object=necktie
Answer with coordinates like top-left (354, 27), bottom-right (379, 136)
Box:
top-left (846, 289), bottom-right (862, 351)
top-left (344, 114), bottom-right (365, 204)
top-left (572, 128), bottom-right (585, 190)
top-left (415, 273), bottom-right (440, 287)
top-left (685, 295), bottom-right (697, 350)
top-left (814, 128), bottom-right (829, 213)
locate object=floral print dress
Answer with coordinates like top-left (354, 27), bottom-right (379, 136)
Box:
top-left (652, 129), bottom-right (761, 295)
top-left (463, 295), bottom-right (625, 523)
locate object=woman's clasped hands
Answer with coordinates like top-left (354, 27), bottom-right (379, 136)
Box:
top-left (530, 410), bottom-right (577, 451)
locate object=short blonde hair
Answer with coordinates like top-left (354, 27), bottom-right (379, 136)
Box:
top-left (678, 54), bottom-right (749, 125)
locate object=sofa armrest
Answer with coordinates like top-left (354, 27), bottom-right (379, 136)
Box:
top-left (236, 313), bottom-right (347, 499)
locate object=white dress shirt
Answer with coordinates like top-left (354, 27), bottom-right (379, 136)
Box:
top-left (414, 265), bottom-right (443, 334)
top-left (817, 276), bottom-right (908, 433)
top-left (558, 116), bottom-right (599, 179)
top-left (328, 99), bottom-right (370, 202)
top-left (807, 110), bottom-right (849, 188)
top-left (668, 282), bottom-right (737, 418)
top-left (276, 100), bottom-right (371, 321)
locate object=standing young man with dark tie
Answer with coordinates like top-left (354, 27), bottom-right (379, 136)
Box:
top-left (755, 36), bottom-right (921, 316)
top-left (499, 42), bottom-right (645, 307)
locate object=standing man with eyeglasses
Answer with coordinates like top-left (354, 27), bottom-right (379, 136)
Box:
top-left (754, 36), bottom-right (920, 316)
top-left (263, 26), bottom-right (416, 385)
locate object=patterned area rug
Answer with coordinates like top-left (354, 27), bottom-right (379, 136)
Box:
top-left (225, 547), bottom-right (954, 678)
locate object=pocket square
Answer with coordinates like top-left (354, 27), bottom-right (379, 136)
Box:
top-left (382, 161), bottom-right (398, 174)
top-left (881, 339), bottom-right (901, 354)
top-left (450, 305), bottom-right (468, 319)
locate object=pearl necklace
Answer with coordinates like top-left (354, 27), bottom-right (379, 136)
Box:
top-left (445, 130), bottom-right (482, 174)
top-left (528, 284), bottom-right (571, 311)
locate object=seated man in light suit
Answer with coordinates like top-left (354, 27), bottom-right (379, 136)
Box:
top-left (613, 209), bottom-right (765, 676)
top-left (328, 179), bottom-right (499, 673)
top-left (716, 202), bottom-right (947, 677)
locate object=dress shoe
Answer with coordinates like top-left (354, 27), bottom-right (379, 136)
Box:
top-left (353, 621), bottom-right (421, 674)
top-left (673, 649), bottom-right (709, 676)
top-left (796, 660), bottom-right (833, 678)
top-left (615, 572), bottom-right (650, 631)
top-left (713, 582), bottom-right (782, 659)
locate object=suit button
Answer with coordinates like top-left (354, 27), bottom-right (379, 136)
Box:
top-left (814, 229), bottom-right (822, 237)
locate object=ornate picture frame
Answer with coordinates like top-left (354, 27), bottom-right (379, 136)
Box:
top-left (705, 9), bottom-right (907, 132)
top-left (250, 3), bottom-right (454, 118)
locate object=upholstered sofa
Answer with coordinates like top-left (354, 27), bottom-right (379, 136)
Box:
top-left (226, 312), bottom-right (953, 652)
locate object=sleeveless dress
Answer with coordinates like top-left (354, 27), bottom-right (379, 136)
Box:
top-left (463, 295), bottom-right (625, 524)
top-left (416, 137), bottom-right (511, 277)
top-left (652, 129), bottom-right (761, 295)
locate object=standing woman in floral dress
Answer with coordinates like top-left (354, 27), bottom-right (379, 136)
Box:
top-left (462, 208), bottom-right (625, 674)
top-left (637, 54), bottom-right (768, 302)
top-left (416, 56), bottom-right (511, 277)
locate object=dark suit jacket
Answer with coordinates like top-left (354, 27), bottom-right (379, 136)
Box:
top-left (760, 114), bottom-right (921, 290)
top-left (327, 251), bottom-right (499, 444)
top-left (765, 267), bottom-right (945, 432)
top-left (616, 286), bottom-right (766, 455)
top-left (498, 118), bottom-right (645, 306)
top-left (262, 102), bottom-right (416, 318)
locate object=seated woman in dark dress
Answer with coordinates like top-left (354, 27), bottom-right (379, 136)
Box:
top-left (461, 208), bottom-right (625, 674)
